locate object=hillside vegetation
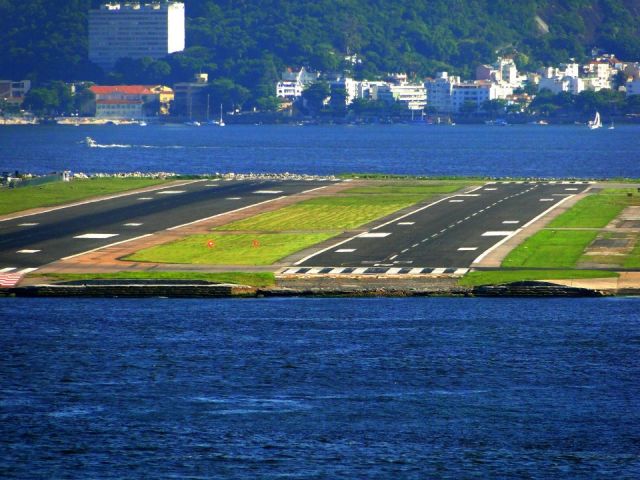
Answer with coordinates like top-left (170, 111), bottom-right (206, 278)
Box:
top-left (2, 0), bottom-right (640, 106)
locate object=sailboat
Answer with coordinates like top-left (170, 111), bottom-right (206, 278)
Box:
top-left (608, 119), bottom-right (615, 130)
top-left (218, 104), bottom-right (225, 127)
top-left (588, 111), bottom-right (602, 130)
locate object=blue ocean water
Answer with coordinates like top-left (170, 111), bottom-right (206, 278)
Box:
top-left (1, 123), bottom-right (639, 178)
top-left (1, 297), bottom-right (639, 479)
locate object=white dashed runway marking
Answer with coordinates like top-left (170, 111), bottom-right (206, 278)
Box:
top-left (124, 223), bottom-right (143, 227)
top-left (458, 247), bottom-right (478, 251)
top-left (17, 249), bottom-right (40, 254)
top-left (397, 222), bottom-right (415, 225)
top-left (484, 188), bottom-right (498, 191)
top-left (226, 197), bottom-right (242, 200)
top-left (18, 223), bottom-right (38, 226)
top-left (253, 190), bottom-right (283, 194)
top-left (449, 199), bottom-right (464, 203)
top-left (335, 249), bottom-right (356, 253)
top-left (540, 198), bottom-right (555, 202)
top-left (138, 197), bottom-right (153, 200)
top-left (502, 220), bottom-right (520, 224)
top-left (359, 232), bottom-right (391, 238)
top-left (74, 233), bottom-right (119, 239)
top-left (157, 190), bottom-right (186, 195)
top-left (482, 231), bottom-right (516, 236)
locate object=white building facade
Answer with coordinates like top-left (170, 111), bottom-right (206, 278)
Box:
top-left (89, 2), bottom-right (185, 70)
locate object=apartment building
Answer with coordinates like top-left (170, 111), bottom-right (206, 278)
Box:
top-left (89, 84), bottom-right (173, 119)
top-left (89, 2), bottom-right (185, 70)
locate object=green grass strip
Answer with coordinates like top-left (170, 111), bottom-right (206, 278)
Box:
top-left (624, 237), bottom-right (640, 268)
top-left (459, 270), bottom-right (618, 287)
top-left (125, 233), bottom-right (334, 265)
top-left (31, 271), bottom-right (275, 287)
top-left (0, 178), bottom-right (167, 216)
top-left (217, 193), bottom-right (437, 232)
top-left (549, 188), bottom-right (640, 228)
top-left (503, 230), bottom-right (599, 268)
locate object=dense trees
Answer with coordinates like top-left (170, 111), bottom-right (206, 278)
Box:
top-left (1, 0), bottom-right (640, 109)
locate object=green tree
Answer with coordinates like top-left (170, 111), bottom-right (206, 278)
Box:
top-left (301, 81), bottom-right (330, 113)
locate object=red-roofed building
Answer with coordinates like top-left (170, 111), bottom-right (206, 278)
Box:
top-left (89, 84), bottom-right (173, 119)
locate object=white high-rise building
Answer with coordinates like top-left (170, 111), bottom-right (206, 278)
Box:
top-left (89, 2), bottom-right (185, 70)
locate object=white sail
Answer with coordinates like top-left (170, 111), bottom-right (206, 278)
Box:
top-left (588, 111), bottom-right (602, 130)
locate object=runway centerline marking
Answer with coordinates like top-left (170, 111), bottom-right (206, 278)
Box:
top-left (502, 220), bottom-right (520, 224)
top-left (138, 197), bottom-right (153, 200)
top-left (397, 222), bottom-right (415, 225)
top-left (540, 198), bottom-right (555, 202)
top-left (18, 223), bottom-right (39, 226)
top-left (226, 197), bottom-right (242, 200)
top-left (74, 233), bottom-right (119, 239)
top-left (449, 199), bottom-right (464, 203)
top-left (335, 248), bottom-right (356, 253)
top-left (458, 247), bottom-right (478, 251)
top-left (157, 190), bottom-right (186, 195)
top-left (124, 223), bottom-right (143, 226)
top-left (253, 190), bottom-right (283, 194)
top-left (17, 249), bottom-right (41, 254)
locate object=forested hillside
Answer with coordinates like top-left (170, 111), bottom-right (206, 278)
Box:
top-left (2, 0), bottom-right (640, 107)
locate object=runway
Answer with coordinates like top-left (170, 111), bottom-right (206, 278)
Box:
top-left (0, 179), bottom-right (332, 280)
top-left (292, 181), bottom-right (592, 274)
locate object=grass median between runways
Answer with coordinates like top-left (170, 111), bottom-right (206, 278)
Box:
top-left (0, 177), bottom-right (167, 216)
top-left (126, 182), bottom-right (468, 265)
top-left (125, 233), bottom-right (334, 265)
top-left (214, 184), bottom-right (464, 232)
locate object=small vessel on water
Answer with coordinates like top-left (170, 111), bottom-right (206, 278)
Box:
top-left (85, 136), bottom-right (97, 147)
top-left (608, 120), bottom-right (615, 130)
top-left (139, 120), bottom-right (147, 127)
top-left (218, 104), bottom-right (225, 127)
top-left (588, 111), bottom-right (602, 130)
top-left (184, 120), bottom-right (201, 127)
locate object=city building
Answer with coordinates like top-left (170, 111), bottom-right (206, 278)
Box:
top-left (276, 67), bottom-right (320, 99)
top-left (0, 80), bottom-right (31, 106)
top-left (172, 73), bottom-right (210, 119)
top-left (89, 84), bottom-right (174, 119)
top-left (372, 83), bottom-right (427, 110)
top-left (89, 1), bottom-right (185, 70)
top-left (450, 81), bottom-right (496, 112)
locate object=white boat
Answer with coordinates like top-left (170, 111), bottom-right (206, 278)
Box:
top-left (85, 136), bottom-right (97, 147)
top-left (608, 120), bottom-right (615, 130)
top-left (588, 111), bottom-right (602, 130)
top-left (184, 121), bottom-right (201, 127)
top-left (218, 104), bottom-right (225, 127)
top-left (139, 121), bottom-right (147, 126)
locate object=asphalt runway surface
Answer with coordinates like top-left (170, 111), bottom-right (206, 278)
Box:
top-left (0, 179), bottom-right (331, 273)
top-left (295, 181), bottom-right (591, 271)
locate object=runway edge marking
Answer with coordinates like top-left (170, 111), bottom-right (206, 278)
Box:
top-left (0, 179), bottom-right (205, 223)
top-left (472, 193), bottom-right (577, 265)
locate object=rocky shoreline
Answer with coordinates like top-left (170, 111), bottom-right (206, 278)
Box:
top-left (0, 279), bottom-right (619, 298)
